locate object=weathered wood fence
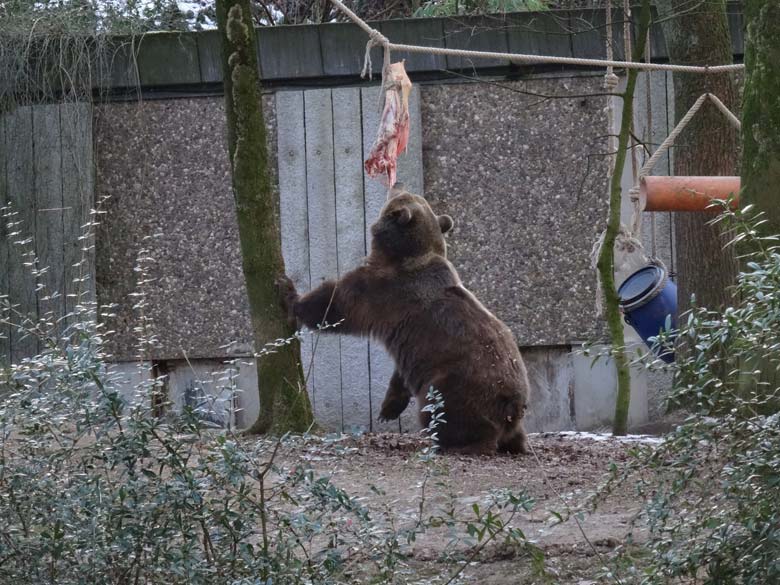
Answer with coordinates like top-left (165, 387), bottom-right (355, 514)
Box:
top-left (0, 103), bottom-right (94, 365)
top-left (277, 86), bottom-right (423, 431)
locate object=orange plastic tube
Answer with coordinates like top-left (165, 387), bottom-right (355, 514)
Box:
top-left (641, 176), bottom-right (740, 212)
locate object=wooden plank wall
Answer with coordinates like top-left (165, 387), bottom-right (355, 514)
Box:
top-left (0, 116), bottom-right (8, 363)
top-left (0, 103), bottom-right (94, 366)
top-left (61, 103), bottom-right (97, 325)
top-left (277, 86), bottom-right (423, 432)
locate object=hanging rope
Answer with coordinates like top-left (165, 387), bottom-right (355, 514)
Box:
top-left (638, 92), bottom-right (741, 181)
top-left (374, 43), bottom-right (743, 74)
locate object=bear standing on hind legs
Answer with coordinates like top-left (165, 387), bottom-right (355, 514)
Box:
top-left (278, 185), bottom-right (530, 456)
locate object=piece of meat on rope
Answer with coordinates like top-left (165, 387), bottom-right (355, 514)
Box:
top-left (364, 61), bottom-right (412, 191)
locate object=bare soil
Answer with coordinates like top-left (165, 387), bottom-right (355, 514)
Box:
top-left (285, 430), bottom-right (656, 584)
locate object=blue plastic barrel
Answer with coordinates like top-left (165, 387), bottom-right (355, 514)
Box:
top-left (617, 264), bottom-right (677, 363)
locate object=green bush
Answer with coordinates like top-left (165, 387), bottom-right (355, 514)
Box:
top-left (612, 206), bottom-right (780, 584)
top-left (0, 230), bottom-right (540, 584)
top-left (414, 0), bottom-right (547, 18)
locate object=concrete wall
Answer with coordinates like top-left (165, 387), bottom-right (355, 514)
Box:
top-left (107, 342), bottom-right (652, 433)
top-left (95, 74), bottom-right (614, 359)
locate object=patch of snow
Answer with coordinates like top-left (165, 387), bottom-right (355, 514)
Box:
top-left (531, 431), bottom-right (664, 445)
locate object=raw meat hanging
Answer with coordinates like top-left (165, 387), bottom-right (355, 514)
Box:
top-left (364, 61), bottom-right (412, 190)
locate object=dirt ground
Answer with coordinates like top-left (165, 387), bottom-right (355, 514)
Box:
top-left (284, 430), bottom-right (659, 584)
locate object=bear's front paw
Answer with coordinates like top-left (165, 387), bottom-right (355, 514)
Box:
top-left (378, 397), bottom-right (409, 422)
top-left (275, 275), bottom-right (299, 322)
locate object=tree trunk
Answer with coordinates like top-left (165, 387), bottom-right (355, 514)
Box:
top-left (739, 0), bottom-right (780, 407)
top-left (656, 0), bottom-right (739, 314)
top-left (600, 0), bottom-right (652, 436)
top-left (742, 0), bottom-right (780, 236)
top-left (216, 0), bottom-right (313, 434)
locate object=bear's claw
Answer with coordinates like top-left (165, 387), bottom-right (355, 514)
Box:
top-left (275, 274), bottom-right (299, 325)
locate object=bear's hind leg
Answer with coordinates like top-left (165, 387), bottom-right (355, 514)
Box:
top-left (436, 414), bottom-right (501, 456)
top-left (442, 437), bottom-right (499, 456)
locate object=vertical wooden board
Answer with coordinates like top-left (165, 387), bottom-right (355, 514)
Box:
top-left (277, 93), bottom-right (311, 290)
top-left (569, 9), bottom-right (625, 61)
top-left (320, 23), bottom-right (381, 77)
top-left (61, 102), bottom-right (96, 320)
top-left (136, 33), bottom-right (201, 86)
top-left (6, 106), bottom-right (38, 362)
top-left (332, 87), bottom-right (371, 432)
top-left (443, 17), bottom-right (510, 70)
top-left (393, 86), bottom-right (423, 433)
top-left (395, 86), bottom-right (424, 196)
top-left (258, 26), bottom-right (324, 80)
top-left (33, 105), bottom-right (65, 323)
top-left (196, 30), bottom-right (223, 84)
top-left (378, 19), bottom-right (447, 72)
top-left (276, 91), bottom-right (315, 413)
top-left (304, 88), bottom-right (343, 430)
top-left (648, 6), bottom-right (668, 60)
top-left (95, 39), bottom-right (138, 89)
top-left (0, 116), bottom-right (9, 365)
top-left (728, 8), bottom-right (744, 56)
top-left (506, 12), bottom-right (573, 59)
top-left (361, 86), bottom-right (398, 432)
top-left (633, 6), bottom-right (666, 60)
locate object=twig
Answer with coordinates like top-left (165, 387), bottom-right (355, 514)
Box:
top-left (526, 437), bottom-right (624, 585)
top-left (442, 503), bottom-right (524, 585)
top-left (442, 69), bottom-right (623, 103)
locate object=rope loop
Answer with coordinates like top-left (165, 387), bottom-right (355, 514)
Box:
top-left (603, 72), bottom-right (619, 90)
top-left (361, 29), bottom-right (390, 80)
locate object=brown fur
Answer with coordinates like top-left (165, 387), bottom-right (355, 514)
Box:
top-left (278, 187), bottom-right (530, 455)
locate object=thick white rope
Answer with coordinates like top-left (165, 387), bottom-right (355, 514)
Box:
top-left (639, 92), bottom-right (712, 178)
top-left (707, 92), bottom-right (742, 130)
top-left (327, 0), bottom-right (743, 75)
top-left (385, 43), bottom-right (743, 74)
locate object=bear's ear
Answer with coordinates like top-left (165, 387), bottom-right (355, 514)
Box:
top-left (438, 214), bottom-right (454, 233)
top-left (391, 206), bottom-right (413, 226)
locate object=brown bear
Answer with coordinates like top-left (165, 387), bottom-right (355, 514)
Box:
top-left (278, 185), bottom-right (530, 455)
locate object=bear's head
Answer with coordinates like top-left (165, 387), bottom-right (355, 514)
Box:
top-left (370, 184), bottom-right (454, 262)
